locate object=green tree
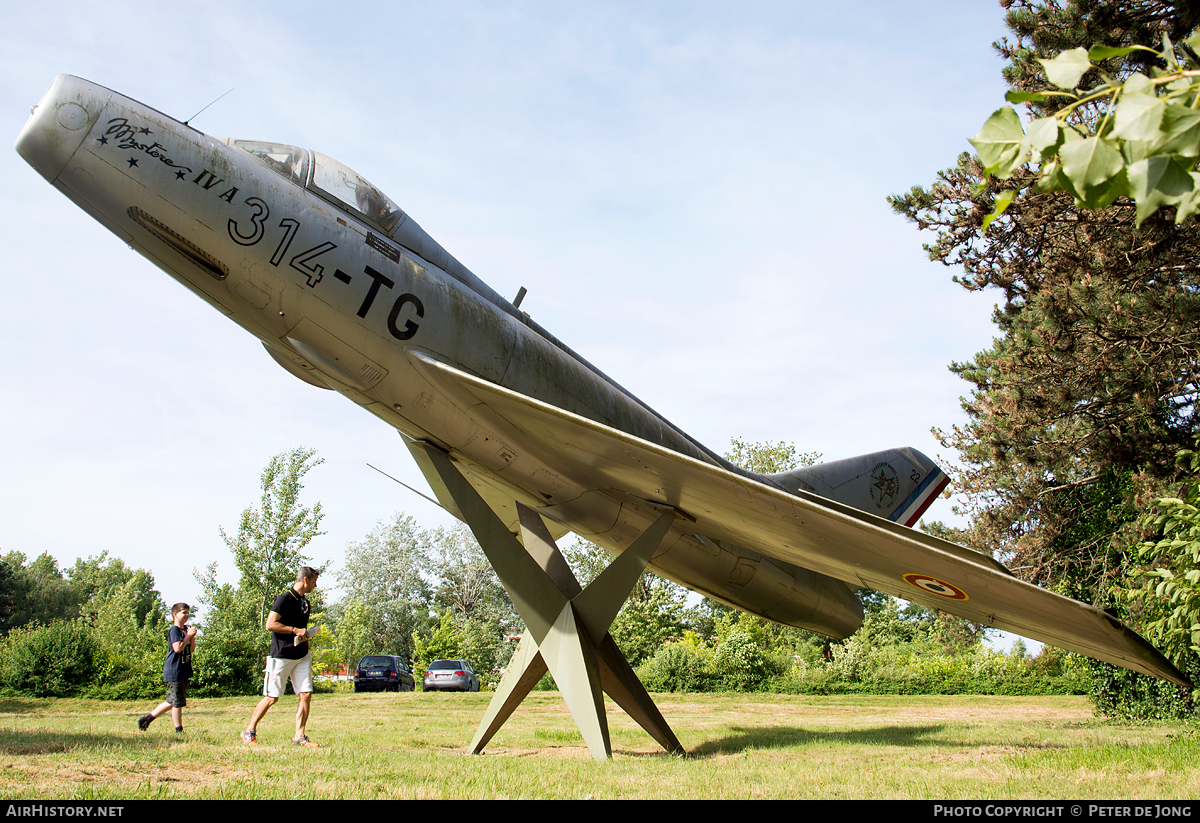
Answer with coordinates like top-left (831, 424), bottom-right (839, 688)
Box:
top-left (563, 537), bottom-right (688, 667)
top-left (220, 448), bottom-right (326, 627)
top-left (725, 437), bottom-right (820, 475)
top-left (892, 0), bottom-right (1200, 714)
top-left (890, 0), bottom-right (1200, 601)
top-left (189, 448), bottom-right (327, 695)
top-left (636, 638), bottom-right (713, 693)
top-left (0, 559), bottom-right (16, 632)
top-left (1132, 465), bottom-right (1200, 661)
top-left (0, 621), bottom-right (98, 697)
top-left (712, 630), bottom-right (772, 691)
top-left (610, 573), bottom-right (687, 667)
top-left (338, 513), bottom-right (431, 661)
top-left (304, 608), bottom-right (337, 675)
top-left (191, 564), bottom-right (264, 696)
top-left (0, 552), bottom-right (169, 698)
top-left (1118, 445), bottom-right (1200, 705)
top-left (69, 553), bottom-right (162, 627)
top-left (327, 598), bottom-right (376, 675)
top-left (429, 523), bottom-right (512, 625)
top-left (2, 552), bottom-right (82, 630)
top-left (411, 611), bottom-right (466, 678)
top-left (973, 23), bottom-right (1200, 226)
top-left (426, 523), bottom-right (518, 678)
top-left (90, 576), bottom-right (168, 699)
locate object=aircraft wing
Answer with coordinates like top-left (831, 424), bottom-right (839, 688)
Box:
top-left (408, 351), bottom-right (1189, 687)
top-left (402, 432), bottom-right (573, 543)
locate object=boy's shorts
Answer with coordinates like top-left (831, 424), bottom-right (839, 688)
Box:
top-left (262, 654), bottom-right (313, 698)
top-left (165, 679), bottom-right (188, 707)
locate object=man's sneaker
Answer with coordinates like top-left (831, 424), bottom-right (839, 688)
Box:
top-left (240, 729), bottom-right (257, 745)
top-left (291, 735), bottom-right (319, 747)
top-left (136, 715), bottom-right (153, 731)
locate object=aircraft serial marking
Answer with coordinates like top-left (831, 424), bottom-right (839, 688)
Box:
top-left (289, 241), bottom-right (337, 288)
top-left (228, 197), bottom-right (269, 245)
top-left (270, 219), bottom-right (300, 266)
top-left (388, 292), bottom-right (424, 340)
top-left (224, 191), bottom-right (424, 338)
top-left (356, 265), bottom-right (394, 317)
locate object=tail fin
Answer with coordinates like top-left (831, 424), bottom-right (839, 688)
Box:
top-left (767, 446), bottom-right (949, 526)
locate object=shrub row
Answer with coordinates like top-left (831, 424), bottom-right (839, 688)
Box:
top-left (637, 632), bottom-right (1089, 696)
top-left (0, 620), bottom-right (263, 699)
top-left (0, 618), bottom-right (1107, 701)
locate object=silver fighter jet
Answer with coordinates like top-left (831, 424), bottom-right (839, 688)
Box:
top-left (15, 76), bottom-right (1188, 756)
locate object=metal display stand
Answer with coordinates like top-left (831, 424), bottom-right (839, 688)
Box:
top-left (421, 444), bottom-right (685, 761)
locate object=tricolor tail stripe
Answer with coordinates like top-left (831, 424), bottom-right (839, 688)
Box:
top-left (890, 467), bottom-right (950, 527)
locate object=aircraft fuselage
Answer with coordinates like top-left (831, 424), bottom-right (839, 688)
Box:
top-left (15, 76), bottom-right (927, 640)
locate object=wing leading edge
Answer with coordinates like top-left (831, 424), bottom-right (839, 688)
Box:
top-left (407, 350), bottom-right (1189, 687)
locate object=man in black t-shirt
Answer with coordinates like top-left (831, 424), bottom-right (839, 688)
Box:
top-left (241, 566), bottom-right (321, 747)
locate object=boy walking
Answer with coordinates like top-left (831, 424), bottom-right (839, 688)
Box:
top-left (137, 602), bottom-right (196, 733)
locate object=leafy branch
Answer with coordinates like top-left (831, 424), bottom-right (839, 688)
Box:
top-left (1124, 447), bottom-right (1200, 669)
top-left (974, 32), bottom-right (1200, 229)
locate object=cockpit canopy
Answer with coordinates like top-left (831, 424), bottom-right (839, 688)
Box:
top-left (234, 140), bottom-right (405, 234)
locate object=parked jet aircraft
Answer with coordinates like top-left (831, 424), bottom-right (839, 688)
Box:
top-left (15, 77), bottom-right (1188, 717)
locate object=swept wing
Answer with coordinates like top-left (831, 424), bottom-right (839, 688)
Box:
top-left (409, 350), bottom-right (1188, 687)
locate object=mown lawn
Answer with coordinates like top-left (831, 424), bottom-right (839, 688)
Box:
top-left (0, 692), bottom-right (1195, 799)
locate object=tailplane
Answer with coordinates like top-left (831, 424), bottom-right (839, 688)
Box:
top-left (767, 446), bottom-right (949, 526)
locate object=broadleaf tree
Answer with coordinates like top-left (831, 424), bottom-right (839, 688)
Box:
top-left (325, 597), bottom-right (374, 675)
top-left (220, 447), bottom-right (326, 627)
top-left (973, 34), bottom-right (1200, 226)
top-left (1123, 446), bottom-right (1200, 684)
top-left (338, 513), bottom-right (431, 662)
top-left (891, 0), bottom-right (1200, 715)
top-left (890, 0), bottom-right (1200, 598)
top-left (563, 537), bottom-right (688, 667)
top-left (428, 523), bottom-right (519, 677)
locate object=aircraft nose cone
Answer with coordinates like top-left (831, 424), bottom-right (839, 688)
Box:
top-left (14, 75), bottom-right (110, 182)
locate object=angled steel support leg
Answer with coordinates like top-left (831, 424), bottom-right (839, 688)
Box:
top-left (419, 443), bottom-right (685, 761)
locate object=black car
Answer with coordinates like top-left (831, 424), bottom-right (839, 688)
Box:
top-left (354, 655), bottom-right (416, 692)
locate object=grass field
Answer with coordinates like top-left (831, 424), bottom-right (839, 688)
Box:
top-left (0, 692), bottom-right (1196, 799)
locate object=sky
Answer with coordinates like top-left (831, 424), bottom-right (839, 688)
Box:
top-left (1, 2), bottom-right (1016, 630)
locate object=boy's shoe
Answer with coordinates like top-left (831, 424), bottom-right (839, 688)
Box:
top-left (240, 729), bottom-right (257, 745)
top-left (136, 715), bottom-right (153, 731)
top-left (291, 735), bottom-right (319, 747)
top-left (174, 727), bottom-right (184, 734)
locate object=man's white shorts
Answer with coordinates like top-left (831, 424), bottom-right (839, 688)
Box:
top-left (262, 654), bottom-right (313, 698)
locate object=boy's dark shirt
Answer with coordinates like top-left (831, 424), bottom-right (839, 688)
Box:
top-left (164, 624), bottom-right (192, 682)
top-left (269, 587), bottom-right (311, 660)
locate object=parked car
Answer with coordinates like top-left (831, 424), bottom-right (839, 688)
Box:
top-left (354, 655), bottom-right (415, 692)
top-left (422, 659), bottom-right (481, 692)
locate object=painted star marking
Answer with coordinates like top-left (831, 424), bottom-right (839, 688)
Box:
top-left (96, 136), bottom-right (108, 145)
top-left (175, 170), bottom-right (186, 180)
top-left (138, 127), bottom-right (152, 135)
top-left (127, 157), bottom-right (138, 168)
top-left (872, 472), bottom-right (897, 504)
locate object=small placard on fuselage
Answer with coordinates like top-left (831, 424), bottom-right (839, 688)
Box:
top-left (366, 231), bottom-right (401, 263)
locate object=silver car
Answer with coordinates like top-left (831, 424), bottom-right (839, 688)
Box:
top-left (422, 659), bottom-right (481, 692)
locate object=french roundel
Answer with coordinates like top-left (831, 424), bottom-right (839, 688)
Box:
top-left (902, 573), bottom-right (968, 601)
